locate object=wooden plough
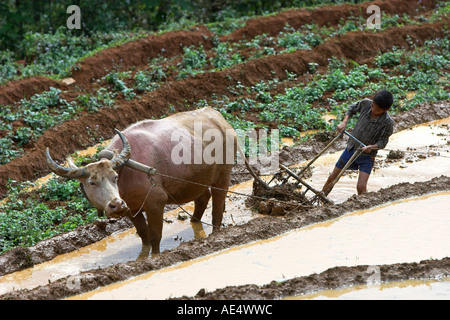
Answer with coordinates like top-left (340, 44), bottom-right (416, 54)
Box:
top-left (265, 130), bottom-right (367, 206)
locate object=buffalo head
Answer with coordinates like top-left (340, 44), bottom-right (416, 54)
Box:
top-left (46, 129), bottom-right (131, 218)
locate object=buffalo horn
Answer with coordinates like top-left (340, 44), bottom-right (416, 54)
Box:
top-left (110, 129), bottom-right (131, 170)
top-left (98, 149), bottom-right (156, 176)
top-left (45, 148), bottom-right (88, 179)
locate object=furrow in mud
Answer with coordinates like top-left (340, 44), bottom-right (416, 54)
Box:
top-left (0, 100), bottom-right (448, 278)
top-left (0, 0), bottom-right (437, 106)
top-left (224, 0), bottom-right (436, 41)
top-left (1, 175), bottom-right (448, 300)
top-left (0, 20), bottom-right (446, 196)
top-left (174, 257), bottom-right (450, 300)
top-left (70, 26), bottom-right (214, 89)
top-left (0, 219), bottom-right (133, 277)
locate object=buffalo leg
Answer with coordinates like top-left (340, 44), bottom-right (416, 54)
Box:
top-left (129, 211), bottom-right (151, 259)
top-left (210, 171), bottom-right (231, 231)
top-left (191, 188), bottom-right (211, 224)
top-left (145, 201), bottom-right (165, 255)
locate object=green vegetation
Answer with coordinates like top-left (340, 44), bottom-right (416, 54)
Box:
top-left (0, 0), bottom-right (370, 51)
top-left (0, 87), bottom-right (112, 165)
top-left (1, 13), bottom-right (448, 164)
top-left (102, 71), bottom-right (136, 100)
top-left (0, 177), bottom-right (98, 253)
top-left (207, 37), bottom-right (449, 137)
top-left (1, 0), bottom-right (446, 85)
top-left (0, 27), bottom-right (148, 84)
top-left (0, 0), bottom-right (448, 255)
top-left (0, 0), bottom-right (372, 84)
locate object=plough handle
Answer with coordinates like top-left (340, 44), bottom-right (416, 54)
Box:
top-left (323, 148), bottom-right (364, 196)
top-left (344, 130), bottom-right (366, 148)
top-left (295, 131), bottom-right (344, 178)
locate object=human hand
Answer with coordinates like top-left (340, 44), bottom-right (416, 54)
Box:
top-left (337, 121), bottom-right (347, 133)
top-left (336, 115), bottom-right (349, 133)
top-left (360, 145), bottom-right (378, 153)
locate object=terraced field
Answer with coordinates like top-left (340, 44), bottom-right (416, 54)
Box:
top-left (0, 0), bottom-right (449, 300)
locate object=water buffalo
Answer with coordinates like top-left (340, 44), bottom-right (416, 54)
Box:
top-left (46, 107), bottom-right (268, 257)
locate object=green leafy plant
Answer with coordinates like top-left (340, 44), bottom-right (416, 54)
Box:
top-left (102, 71), bottom-right (136, 100)
top-left (0, 178), bottom-right (97, 253)
top-left (211, 42), bottom-right (243, 70)
top-left (177, 44), bottom-right (207, 79)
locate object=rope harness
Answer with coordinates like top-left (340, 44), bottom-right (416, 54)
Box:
top-left (131, 170), bottom-right (311, 227)
top-left (121, 131), bottom-right (449, 226)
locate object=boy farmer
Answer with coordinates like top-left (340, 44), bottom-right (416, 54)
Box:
top-left (322, 90), bottom-right (394, 196)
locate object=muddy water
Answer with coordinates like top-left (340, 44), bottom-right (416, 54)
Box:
top-left (0, 118), bottom-right (448, 296)
top-left (305, 117), bottom-right (450, 203)
top-left (72, 191), bottom-right (450, 299)
top-left (0, 181), bottom-right (258, 295)
top-left (290, 277), bottom-right (450, 300)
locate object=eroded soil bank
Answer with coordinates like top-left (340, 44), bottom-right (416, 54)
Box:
top-left (0, 18), bottom-right (446, 196)
top-left (176, 257), bottom-right (450, 300)
top-left (1, 174), bottom-right (448, 300)
top-left (1, 100), bottom-right (448, 280)
top-left (0, 0), bottom-right (437, 107)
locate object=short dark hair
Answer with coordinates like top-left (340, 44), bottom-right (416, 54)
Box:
top-left (373, 90), bottom-right (394, 110)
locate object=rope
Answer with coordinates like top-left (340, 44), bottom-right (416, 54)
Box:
top-left (154, 171), bottom-right (312, 207)
top-left (131, 177), bottom-right (157, 218)
top-left (130, 171), bottom-right (313, 229)
top-left (159, 182), bottom-right (221, 229)
top-left (129, 170), bottom-right (311, 228)
top-left (128, 138), bottom-right (449, 225)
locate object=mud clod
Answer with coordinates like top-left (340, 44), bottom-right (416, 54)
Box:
top-left (387, 149), bottom-right (405, 160)
top-left (248, 163), bottom-right (322, 215)
top-left (0, 0), bottom-right (448, 300)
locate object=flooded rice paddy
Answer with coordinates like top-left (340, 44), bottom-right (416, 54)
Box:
top-left (289, 277), bottom-right (450, 300)
top-left (70, 191), bottom-right (450, 299)
top-left (0, 117), bottom-right (448, 299)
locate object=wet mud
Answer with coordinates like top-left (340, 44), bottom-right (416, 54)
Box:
top-left (0, 0), bottom-right (449, 300)
top-left (0, 8), bottom-right (447, 196)
top-left (1, 174), bottom-right (448, 300)
top-left (0, 102), bottom-right (449, 299)
top-left (72, 192), bottom-right (450, 300)
top-left (1, 102), bottom-right (448, 279)
top-left (177, 258), bottom-right (450, 300)
top-left (291, 277), bottom-right (450, 300)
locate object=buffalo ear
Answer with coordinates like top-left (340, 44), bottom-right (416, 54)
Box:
top-left (67, 157), bottom-right (78, 169)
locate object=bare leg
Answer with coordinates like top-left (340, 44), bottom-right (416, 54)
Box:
top-left (322, 166), bottom-right (342, 195)
top-left (357, 171), bottom-right (370, 195)
top-left (210, 171), bottom-right (231, 231)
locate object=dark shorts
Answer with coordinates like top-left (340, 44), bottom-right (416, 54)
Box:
top-left (336, 148), bottom-right (375, 174)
